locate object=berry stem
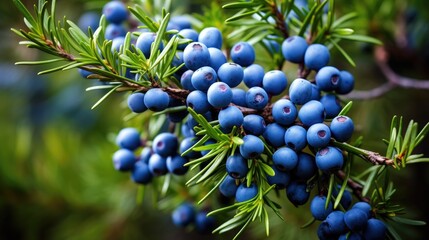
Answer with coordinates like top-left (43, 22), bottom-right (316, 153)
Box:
top-left (332, 141), bottom-right (394, 166)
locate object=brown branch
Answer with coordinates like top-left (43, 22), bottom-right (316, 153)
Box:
top-left (268, 1), bottom-right (289, 39)
top-left (343, 46), bottom-right (429, 100)
top-left (335, 170), bottom-right (370, 203)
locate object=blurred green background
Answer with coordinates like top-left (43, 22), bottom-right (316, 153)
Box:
top-left (1, 0), bottom-right (429, 239)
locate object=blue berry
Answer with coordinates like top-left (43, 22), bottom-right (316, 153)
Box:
top-left (282, 36), bottom-right (308, 63)
top-left (267, 166), bottom-right (291, 189)
top-left (127, 92), bottom-right (147, 113)
top-left (344, 208), bottom-right (368, 231)
top-left (207, 82), bottom-right (232, 108)
top-left (243, 114), bottom-right (266, 136)
top-left (310, 83), bottom-right (321, 101)
top-left (336, 70), bottom-right (355, 94)
top-left (218, 63), bottom-right (243, 88)
top-left (352, 201), bottom-right (372, 219)
top-left (316, 146), bottom-right (344, 172)
top-left (235, 183), bottom-right (258, 202)
top-left (324, 211), bottom-right (348, 235)
top-left (226, 154), bottom-right (249, 179)
top-left (139, 147), bottom-right (152, 164)
top-left (320, 94), bottom-right (342, 119)
top-left (272, 99), bottom-right (297, 126)
top-left (144, 88), bottom-right (170, 111)
top-left (105, 23), bottom-right (126, 40)
top-left (183, 42), bottom-right (211, 71)
top-left (246, 86), bottom-right (268, 110)
top-left (263, 123), bottom-right (286, 148)
top-left (103, 1), bottom-right (128, 24)
top-left (179, 137), bottom-right (200, 159)
top-left (191, 66), bottom-right (217, 91)
top-left (178, 28), bottom-right (199, 50)
top-left (273, 147), bottom-right (298, 171)
top-left (113, 148), bottom-right (136, 171)
top-left (166, 154), bottom-right (189, 175)
top-left (315, 66), bottom-right (341, 91)
top-left (111, 36), bottom-right (125, 52)
top-left (306, 123), bottom-right (331, 148)
top-left (289, 78), bottom-right (313, 105)
top-left (152, 132), bottom-right (178, 157)
top-left (198, 27), bottom-right (223, 49)
top-left (304, 43), bottom-right (330, 70)
top-left (286, 181), bottom-right (310, 206)
top-left (332, 185), bottom-right (352, 210)
top-left (116, 127), bottom-right (141, 150)
top-left (131, 161), bottom-right (153, 184)
top-left (293, 152), bottom-right (317, 180)
top-left (231, 88), bottom-right (247, 107)
top-left (231, 42), bottom-right (255, 67)
top-left (195, 211), bottom-right (216, 234)
top-left (330, 115), bottom-right (354, 142)
top-left (186, 90), bottom-right (210, 113)
top-left (180, 70), bottom-right (196, 91)
top-left (298, 100), bottom-right (325, 126)
top-left (239, 135), bottom-right (264, 159)
top-left (136, 32), bottom-right (159, 58)
top-left (170, 16), bottom-right (192, 30)
top-left (284, 125), bottom-right (307, 151)
top-left (262, 70), bottom-right (288, 95)
top-left (218, 106), bottom-right (244, 131)
top-left (208, 47), bottom-right (227, 72)
top-left (363, 218), bottom-right (386, 240)
top-left (310, 195), bottom-right (333, 221)
top-left (148, 153), bottom-right (168, 176)
top-left (78, 12), bottom-right (100, 31)
top-left (172, 203), bottom-right (195, 227)
top-left (219, 175), bottom-right (238, 198)
top-left (78, 68), bottom-right (92, 78)
top-left (243, 64), bottom-right (264, 88)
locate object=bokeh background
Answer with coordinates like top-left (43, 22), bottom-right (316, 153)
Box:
top-left (1, 0), bottom-right (429, 239)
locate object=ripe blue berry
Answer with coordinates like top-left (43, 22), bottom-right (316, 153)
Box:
top-left (131, 161), bottom-right (153, 184)
top-left (116, 127), bottom-right (141, 150)
top-left (267, 166), bottom-right (291, 189)
top-left (180, 70), bottom-right (196, 91)
top-left (139, 147), bottom-right (152, 164)
top-left (286, 181), bottom-right (310, 206)
top-left (144, 88), bottom-right (170, 111)
top-left (310, 195), bottom-right (333, 221)
top-left (316, 146), bottom-right (344, 172)
top-left (344, 208), bottom-right (368, 231)
top-left (289, 78), bottom-right (313, 105)
top-left (219, 175), bottom-right (238, 198)
top-left (304, 44), bottom-right (330, 70)
top-left (315, 66), bottom-right (341, 91)
top-left (235, 183), bottom-right (258, 202)
top-left (363, 218), bottom-right (387, 240)
top-left (293, 152), bottom-right (318, 180)
top-left (352, 201), bottom-right (372, 219)
top-left (218, 106), bottom-right (244, 131)
top-left (324, 211), bottom-right (348, 235)
top-left (127, 92), bottom-right (147, 113)
top-left (113, 148), bottom-right (136, 171)
top-left (332, 185), bottom-right (352, 210)
top-left (78, 12), bottom-right (100, 31)
top-left (179, 137), bottom-right (200, 159)
top-left (186, 90), bottom-right (210, 113)
top-left (226, 154), bottom-right (249, 179)
top-left (320, 94), bottom-right (342, 119)
top-left (273, 147), bottom-right (298, 171)
top-left (272, 99), bottom-right (297, 126)
top-left (183, 42), bottom-right (211, 71)
top-left (170, 16), bottom-right (192, 30)
top-left (310, 83), bottom-right (321, 101)
top-left (231, 88), bottom-right (247, 107)
top-left (198, 27), bottom-right (223, 49)
top-left (103, 1), bottom-right (128, 24)
top-left (330, 115), bottom-right (354, 142)
top-left (239, 135), bottom-right (264, 159)
top-left (172, 203), bottom-right (195, 227)
top-left (208, 47), bottom-right (227, 72)
top-left (243, 114), bottom-right (266, 136)
top-left (231, 42), bottom-right (255, 67)
top-left (336, 70), bottom-right (355, 94)
top-left (177, 28), bottom-right (199, 50)
top-left (166, 154), bottom-right (189, 175)
top-left (282, 36), bottom-right (308, 63)
top-left (105, 23), bottom-right (126, 40)
top-left (152, 132), bottom-right (178, 157)
top-left (136, 32), bottom-right (159, 58)
top-left (217, 63), bottom-right (243, 88)
top-left (111, 36), bottom-right (125, 52)
top-left (263, 123), bottom-right (286, 148)
top-left (195, 211), bottom-right (216, 234)
top-left (243, 64), bottom-right (264, 88)
top-left (207, 82), bottom-right (232, 108)
top-left (298, 100), bottom-right (326, 126)
top-left (148, 153), bottom-right (168, 176)
top-left (191, 66), bottom-right (217, 91)
top-left (284, 125), bottom-right (307, 151)
top-left (262, 70), bottom-right (288, 95)
top-left (306, 123), bottom-right (331, 148)
top-left (246, 86), bottom-right (268, 110)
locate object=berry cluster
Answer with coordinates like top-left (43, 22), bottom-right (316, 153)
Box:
top-left (172, 202), bottom-right (216, 234)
